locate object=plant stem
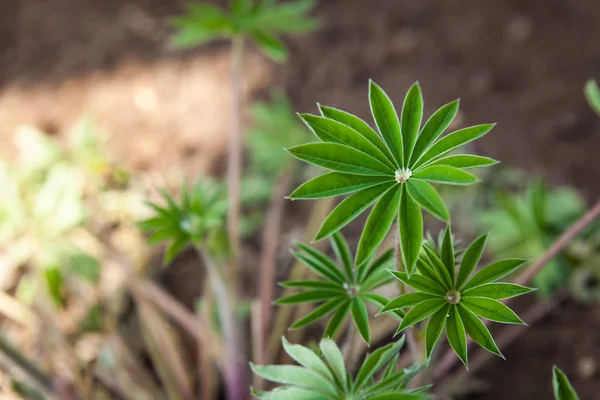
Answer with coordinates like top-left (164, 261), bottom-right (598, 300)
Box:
top-left (227, 35), bottom-right (245, 292)
top-left (196, 247), bottom-right (248, 400)
top-left (433, 199), bottom-right (600, 379)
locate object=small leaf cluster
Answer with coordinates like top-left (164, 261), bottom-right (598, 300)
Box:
top-left (288, 81), bottom-right (497, 274)
top-left (171, 0), bottom-right (318, 62)
top-left (382, 226), bottom-right (534, 366)
top-left (278, 232), bottom-right (400, 344)
top-left (251, 336), bottom-right (429, 400)
top-left (553, 366), bottom-right (580, 400)
top-left (139, 180), bottom-right (228, 262)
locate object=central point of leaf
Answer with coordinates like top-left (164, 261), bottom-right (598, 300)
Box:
top-left (445, 290), bottom-right (461, 304)
top-left (395, 168), bottom-right (412, 183)
top-left (343, 283), bottom-right (360, 298)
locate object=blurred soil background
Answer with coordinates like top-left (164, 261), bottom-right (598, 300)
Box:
top-left (1, 0), bottom-right (600, 398)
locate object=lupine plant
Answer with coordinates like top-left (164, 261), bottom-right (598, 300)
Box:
top-left (553, 366), bottom-right (580, 400)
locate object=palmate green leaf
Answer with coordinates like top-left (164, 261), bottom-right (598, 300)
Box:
top-left (428, 155), bottom-right (498, 169)
top-left (369, 80), bottom-right (404, 166)
top-left (287, 143), bottom-right (394, 176)
top-left (446, 306), bottom-right (468, 367)
top-left (315, 182), bottom-right (394, 240)
top-left (289, 172), bottom-right (392, 200)
top-left (462, 258), bottom-right (527, 290)
top-left (299, 114), bottom-right (396, 169)
top-left (462, 283), bottom-right (536, 300)
top-left (461, 297), bottom-right (525, 324)
top-left (396, 299), bottom-right (446, 332)
top-left (409, 100), bottom-right (459, 166)
top-left (401, 82), bottom-right (423, 163)
top-left (553, 366), bottom-right (580, 400)
top-left (399, 185), bottom-right (423, 274)
top-left (406, 179), bottom-right (449, 222)
top-left (425, 303), bottom-right (450, 359)
top-left (290, 297), bottom-right (346, 330)
top-left (412, 165), bottom-right (478, 185)
top-left (319, 104), bottom-right (398, 167)
top-left (457, 304), bottom-right (503, 358)
top-left (584, 79), bottom-right (600, 116)
top-left (356, 185), bottom-right (402, 265)
top-left (251, 30), bottom-right (288, 62)
top-left (351, 298), bottom-right (371, 344)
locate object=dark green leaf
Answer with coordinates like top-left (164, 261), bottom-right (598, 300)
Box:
top-left (315, 182), bottom-right (394, 240)
top-left (441, 226), bottom-right (455, 286)
top-left (425, 303), bottom-right (451, 359)
top-left (415, 257), bottom-right (443, 283)
top-left (390, 271), bottom-right (447, 296)
top-left (421, 246), bottom-right (453, 291)
top-left (462, 297), bottom-right (525, 324)
top-left (289, 172), bottom-right (392, 200)
top-left (276, 290), bottom-right (344, 305)
top-left (427, 155), bottom-right (498, 170)
top-left (369, 80), bottom-right (404, 165)
top-left (553, 366), bottom-right (580, 400)
top-left (409, 100), bottom-right (459, 167)
top-left (351, 298), bottom-right (371, 344)
top-left (362, 293), bottom-right (405, 320)
top-left (380, 292), bottom-right (438, 314)
top-left (359, 248), bottom-right (394, 283)
top-left (398, 186), bottom-right (423, 275)
top-left (280, 280), bottom-right (343, 291)
top-left (413, 124), bottom-right (495, 169)
top-left (456, 234), bottom-right (488, 289)
top-left (462, 283), bottom-right (535, 300)
top-left (324, 301), bottom-right (351, 339)
top-left (401, 82), bottom-right (423, 163)
top-left (251, 30), bottom-right (288, 62)
top-left (462, 259), bottom-right (527, 291)
top-left (457, 304), bottom-right (503, 358)
top-left (406, 179), bottom-right (450, 222)
top-left (412, 166), bottom-right (478, 186)
top-left (330, 232), bottom-right (354, 281)
top-left (356, 185), bottom-right (402, 266)
top-left (287, 143), bottom-right (394, 175)
top-left (446, 305), bottom-right (468, 367)
top-left (290, 297), bottom-right (346, 330)
top-left (295, 243), bottom-right (348, 283)
top-left (396, 299), bottom-right (447, 332)
top-left (319, 104), bottom-right (397, 167)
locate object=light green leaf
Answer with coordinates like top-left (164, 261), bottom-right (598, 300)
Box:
top-left (553, 366), bottom-right (580, 400)
top-left (356, 185), bottom-right (402, 266)
top-left (300, 114), bottom-right (396, 169)
top-left (413, 123), bottom-right (495, 169)
top-left (412, 165), bottom-right (478, 185)
top-left (369, 80), bottom-right (404, 165)
top-left (287, 143), bottom-right (394, 175)
top-left (441, 226), bottom-right (455, 286)
top-left (462, 283), bottom-right (536, 300)
top-left (462, 297), bottom-right (525, 324)
top-left (251, 30), bottom-right (288, 62)
top-left (319, 104), bottom-right (398, 167)
top-left (315, 182), bottom-right (394, 240)
top-left (409, 100), bottom-right (459, 167)
top-left (462, 259), bottom-right (527, 291)
top-left (396, 299), bottom-right (447, 332)
top-left (398, 185), bottom-right (423, 274)
top-left (281, 337), bottom-right (333, 381)
top-left (390, 271), bottom-right (447, 296)
top-left (250, 364), bottom-right (337, 396)
top-left (330, 232), bottom-right (354, 281)
top-left (457, 304), bottom-right (503, 358)
top-left (380, 292), bottom-right (438, 314)
top-left (164, 235), bottom-right (189, 264)
top-left (406, 179), bottom-right (449, 222)
top-left (427, 155), bottom-right (498, 170)
top-left (584, 79), bottom-right (600, 116)
top-left (401, 82), bottom-right (423, 163)
top-left (319, 339), bottom-right (347, 389)
top-left (289, 172), bottom-right (392, 200)
top-left (456, 234), bottom-right (488, 289)
top-left (253, 386), bottom-right (326, 400)
top-left (290, 297), bottom-right (346, 330)
top-left (425, 303), bottom-right (451, 359)
top-left (351, 298), bottom-right (371, 344)
top-left (324, 301), bottom-right (351, 339)
top-left (446, 305), bottom-right (467, 367)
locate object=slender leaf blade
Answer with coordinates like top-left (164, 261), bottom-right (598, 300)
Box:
top-left (398, 185), bottom-right (423, 275)
top-left (425, 303), bottom-right (451, 359)
top-left (351, 298), bottom-right (371, 344)
top-left (401, 82), bottom-right (423, 162)
top-left (369, 80), bottom-right (404, 166)
top-left (456, 234), bottom-right (488, 289)
top-left (553, 366), bottom-right (580, 400)
top-left (289, 172), bottom-right (392, 200)
top-left (396, 299), bottom-right (447, 332)
top-left (445, 305), bottom-right (468, 367)
top-left (412, 166), bottom-right (478, 186)
top-left (406, 179), bottom-right (450, 222)
top-left (462, 259), bottom-right (527, 291)
top-left (410, 100), bottom-right (459, 167)
top-left (457, 304), bottom-right (503, 358)
top-left (462, 297), bottom-right (525, 324)
top-left (462, 283), bottom-right (536, 300)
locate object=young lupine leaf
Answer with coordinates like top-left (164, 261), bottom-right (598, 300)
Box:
top-left (386, 226), bottom-right (532, 367)
top-left (288, 81), bottom-right (496, 276)
top-left (553, 366), bottom-right (580, 400)
top-left (412, 165), bottom-right (478, 185)
top-left (356, 185), bottom-right (402, 265)
top-left (289, 173), bottom-right (392, 200)
top-left (445, 306), bottom-right (468, 367)
top-left (584, 79), bottom-right (600, 116)
top-left (252, 337), bottom-right (429, 399)
top-left (401, 82), bottom-right (424, 162)
top-left (281, 236), bottom-right (399, 343)
top-left (406, 179), bottom-right (450, 222)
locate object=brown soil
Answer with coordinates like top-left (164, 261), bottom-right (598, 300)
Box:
top-left (2, 0), bottom-right (600, 398)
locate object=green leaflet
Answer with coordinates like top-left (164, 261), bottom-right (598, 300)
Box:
top-left (380, 292), bottom-right (438, 313)
top-left (300, 114), bottom-right (396, 169)
top-left (425, 304), bottom-right (450, 359)
top-left (445, 305), bottom-right (467, 367)
top-left (319, 104), bottom-right (398, 167)
top-left (426, 154), bottom-right (498, 170)
top-left (462, 283), bottom-right (536, 300)
top-left (457, 304), bottom-right (502, 358)
top-left (440, 226), bottom-right (455, 286)
top-left (390, 271), bottom-right (447, 296)
top-left (324, 301), bottom-right (351, 339)
top-left (330, 232), bottom-right (354, 280)
top-left (421, 246), bottom-right (453, 291)
top-left (369, 80), bottom-right (404, 165)
top-left (396, 298), bottom-right (447, 332)
top-left (319, 339), bottom-right (347, 388)
top-left (356, 185), bottom-right (402, 266)
top-left (462, 258), bottom-right (527, 290)
top-left (276, 290), bottom-right (345, 305)
top-left (351, 297), bottom-right (371, 344)
top-left (287, 142), bottom-right (394, 176)
top-left (553, 366), bottom-right (580, 400)
top-left (409, 99), bottom-right (459, 166)
top-left (281, 337), bottom-right (334, 381)
top-left (584, 79), bottom-right (600, 116)
top-left (289, 172), bottom-right (392, 200)
top-left (412, 165), bottom-right (478, 185)
top-left (401, 82), bottom-right (423, 163)
top-left (461, 297), bottom-right (525, 324)
top-left (315, 182), bottom-right (394, 240)
top-left (406, 179), bottom-right (450, 222)
top-left (250, 364), bottom-right (338, 396)
top-left (398, 185), bottom-right (423, 275)
top-left (290, 297), bottom-right (346, 330)
top-left (456, 234), bottom-right (488, 289)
